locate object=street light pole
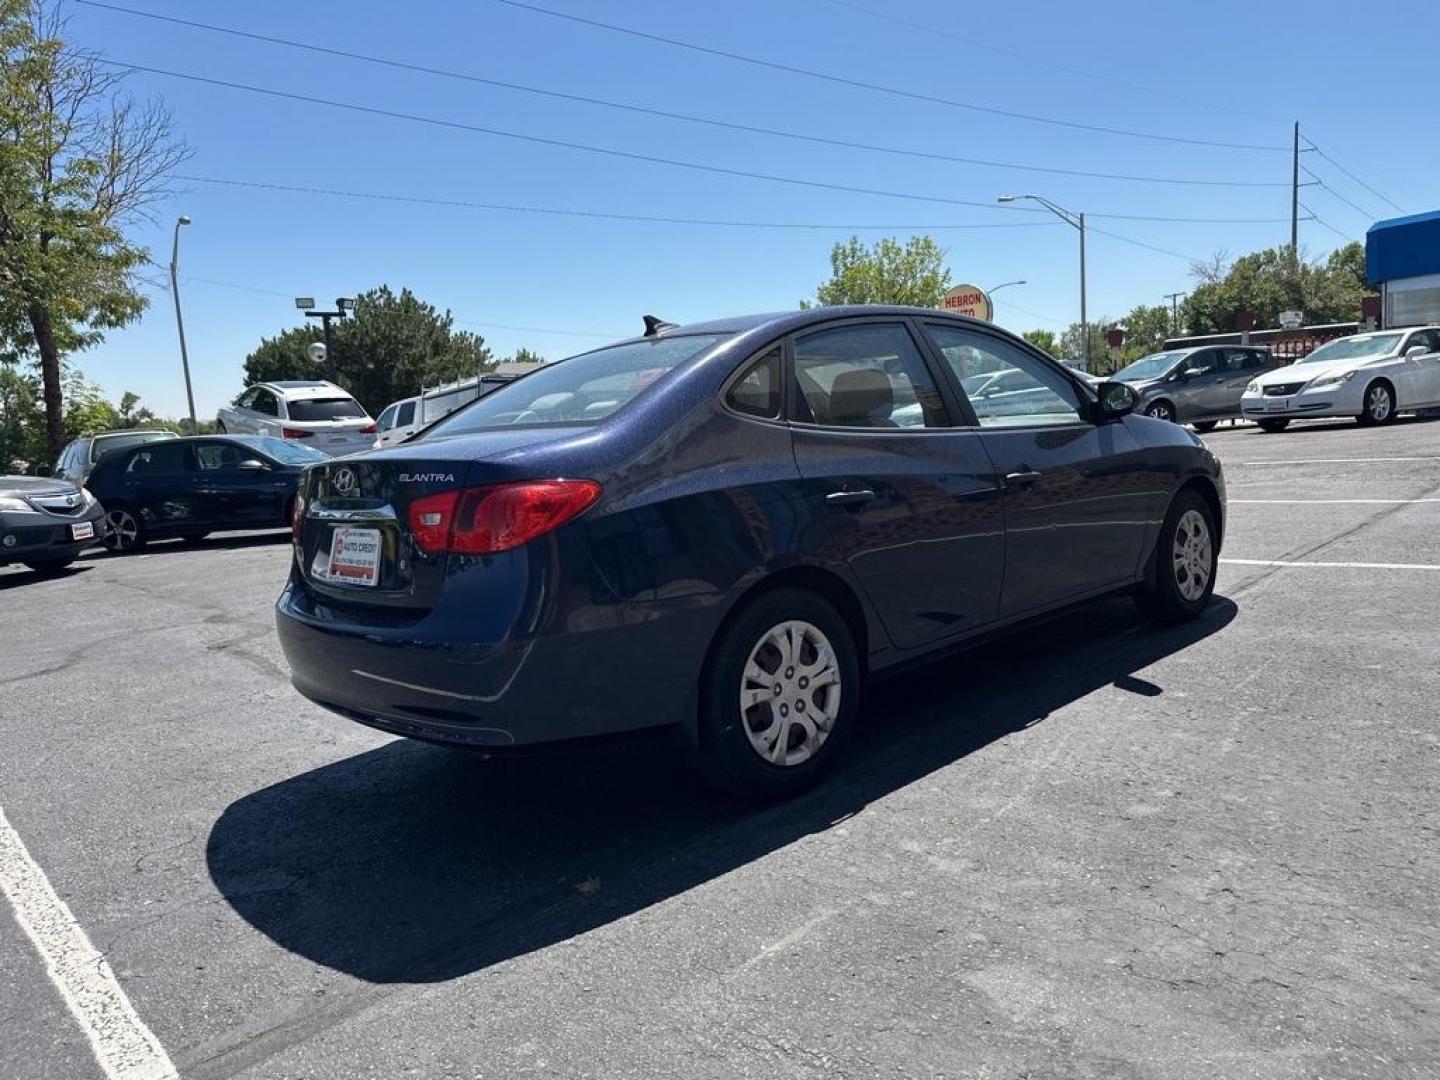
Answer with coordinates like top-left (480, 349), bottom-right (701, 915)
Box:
top-left (998, 194), bottom-right (1088, 369)
top-left (295, 297), bottom-right (355, 383)
top-left (168, 216), bottom-right (198, 434)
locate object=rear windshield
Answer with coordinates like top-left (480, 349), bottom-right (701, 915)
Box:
top-left (249, 437), bottom-right (327, 464)
top-left (89, 431), bottom-right (175, 463)
top-left (286, 397), bottom-right (368, 421)
top-left (427, 335), bottom-right (729, 435)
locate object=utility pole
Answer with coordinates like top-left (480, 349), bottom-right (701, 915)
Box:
top-left (1164, 291), bottom-right (1184, 334)
top-left (169, 216), bottom-right (198, 434)
top-left (1291, 120), bottom-right (1300, 261)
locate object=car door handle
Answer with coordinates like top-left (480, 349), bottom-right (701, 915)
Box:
top-left (1004, 470), bottom-right (1044, 488)
top-left (825, 489), bottom-right (876, 506)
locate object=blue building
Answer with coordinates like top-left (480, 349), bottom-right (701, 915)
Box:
top-left (1366, 210), bottom-right (1440, 327)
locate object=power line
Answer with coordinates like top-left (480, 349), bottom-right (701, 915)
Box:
top-left (173, 174), bottom-right (1065, 231)
top-left (74, 0), bottom-right (1287, 190)
top-left (495, 0), bottom-right (1288, 152)
top-left (1302, 167), bottom-right (1378, 222)
top-left (815, 0), bottom-right (1282, 126)
top-left (1299, 204), bottom-right (1354, 244)
top-left (108, 61), bottom-right (1295, 224)
top-left (1086, 226), bottom-right (1204, 264)
top-left (1302, 138), bottom-right (1406, 216)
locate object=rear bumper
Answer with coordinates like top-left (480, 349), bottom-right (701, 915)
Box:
top-left (275, 573), bottom-right (725, 749)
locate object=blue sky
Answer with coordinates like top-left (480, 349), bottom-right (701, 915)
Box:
top-left (66, 0), bottom-right (1439, 418)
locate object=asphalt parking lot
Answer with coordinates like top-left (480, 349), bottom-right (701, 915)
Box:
top-left (3, 416), bottom-right (1438, 1080)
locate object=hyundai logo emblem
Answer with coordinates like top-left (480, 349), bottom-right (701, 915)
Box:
top-left (332, 467), bottom-right (358, 495)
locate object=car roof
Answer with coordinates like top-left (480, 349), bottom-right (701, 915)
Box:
top-left (261, 380), bottom-right (355, 399)
top-left (597, 306), bottom-right (1006, 351)
top-left (88, 429), bottom-right (177, 440)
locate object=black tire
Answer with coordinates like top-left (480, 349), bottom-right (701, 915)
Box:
top-left (1144, 400), bottom-right (1177, 423)
top-left (1357, 380), bottom-right (1396, 426)
top-left (23, 558), bottom-right (74, 574)
top-left (1192, 420), bottom-right (1219, 433)
top-left (1257, 418), bottom-right (1290, 433)
top-left (697, 588), bottom-right (860, 801)
top-left (1135, 489), bottom-right (1218, 625)
top-left (103, 505), bottom-right (147, 553)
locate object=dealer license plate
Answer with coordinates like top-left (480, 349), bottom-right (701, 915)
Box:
top-left (71, 521), bottom-right (94, 541)
top-left (1264, 398), bottom-right (1289, 412)
top-left (325, 527), bottom-right (382, 586)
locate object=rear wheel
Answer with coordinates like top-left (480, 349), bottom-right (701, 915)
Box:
top-left (103, 506), bottom-right (146, 553)
top-left (1257, 418), bottom-right (1290, 432)
top-left (1135, 489), bottom-right (1218, 624)
top-left (697, 588), bottom-right (860, 801)
top-left (1358, 380), bottom-right (1395, 426)
top-left (1144, 400), bottom-right (1177, 423)
top-left (1192, 420), bottom-right (1219, 433)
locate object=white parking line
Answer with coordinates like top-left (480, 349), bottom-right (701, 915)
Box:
top-left (0, 806), bottom-right (177, 1080)
top-left (1221, 557), bottom-right (1440, 571)
top-left (1228, 499), bottom-right (1440, 504)
top-left (1237, 456), bottom-right (1440, 466)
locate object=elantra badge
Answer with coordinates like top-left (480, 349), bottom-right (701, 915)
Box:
top-left (398, 473), bottom-right (455, 484)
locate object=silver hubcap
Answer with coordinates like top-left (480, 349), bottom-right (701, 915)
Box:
top-left (1368, 385), bottom-right (1391, 420)
top-left (740, 620), bottom-right (841, 767)
top-left (105, 510), bottom-right (139, 550)
top-left (1148, 403), bottom-right (1172, 421)
top-left (1172, 508), bottom-right (1213, 602)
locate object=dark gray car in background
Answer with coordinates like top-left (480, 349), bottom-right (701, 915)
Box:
top-left (1113, 345), bottom-right (1281, 430)
top-left (0, 475), bottom-right (107, 572)
top-left (52, 429), bottom-right (178, 483)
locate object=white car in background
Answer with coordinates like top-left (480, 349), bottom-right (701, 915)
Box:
top-left (1241, 326), bottom-right (1440, 432)
top-left (373, 395), bottom-right (421, 449)
top-left (216, 381), bottom-right (376, 456)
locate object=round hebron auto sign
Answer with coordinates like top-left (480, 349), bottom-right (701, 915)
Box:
top-left (939, 284), bottom-right (993, 320)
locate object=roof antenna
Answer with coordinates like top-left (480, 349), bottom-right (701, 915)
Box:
top-left (643, 314), bottom-right (678, 337)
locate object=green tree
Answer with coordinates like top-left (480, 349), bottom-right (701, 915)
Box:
top-left (0, 0), bottom-right (189, 454)
top-left (507, 347), bottom-right (545, 365)
top-left (1181, 242), bottom-right (1370, 333)
top-left (1058, 322), bottom-right (1113, 373)
top-left (806, 236), bottom-right (951, 308)
top-left (0, 364), bottom-right (43, 467)
top-left (241, 286), bottom-right (493, 413)
top-left (1112, 303), bottom-right (1174, 364)
top-left (1021, 329), bottom-right (1058, 355)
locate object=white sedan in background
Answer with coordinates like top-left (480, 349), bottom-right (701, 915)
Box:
top-left (216, 380), bottom-right (376, 456)
top-left (1241, 326), bottom-right (1440, 432)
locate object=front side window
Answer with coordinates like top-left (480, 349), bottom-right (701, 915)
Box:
top-left (251, 391), bottom-right (280, 417)
top-left (428, 334), bottom-right (730, 436)
top-left (726, 349), bottom-right (781, 419)
top-left (1405, 330), bottom-right (1440, 354)
top-left (927, 325), bottom-right (1083, 428)
top-left (791, 323), bottom-right (947, 429)
top-left (376, 404), bottom-right (398, 431)
top-left (1181, 350), bottom-right (1219, 376)
top-left (194, 442), bottom-right (246, 471)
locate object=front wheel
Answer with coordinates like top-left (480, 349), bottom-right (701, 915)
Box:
top-left (103, 507), bottom-right (146, 553)
top-left (1358, 381), bottom-right (1396, 426)
top-left (1135, 489), bottom-right (1218, 624)
top-left (1257, 418), bottom-right (1290, 432)
top-left (1144, 401), bottom-right (1177, 423)
top-left (697, 588), bottom-right (860, 801)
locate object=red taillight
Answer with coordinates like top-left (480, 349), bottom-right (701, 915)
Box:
top-left (291, 494), bottom-right (305, 538)
top-left (358, 423), bottom-right (377, 434)
top-left (407, 480), bottom-right (600, 556)
top-left (281, 427), bottom-right (313, 439)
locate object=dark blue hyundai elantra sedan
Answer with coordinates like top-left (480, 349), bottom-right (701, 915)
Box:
top-left (277, 306), bottom-right (1224, 798)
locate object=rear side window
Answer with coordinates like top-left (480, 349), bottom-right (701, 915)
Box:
top-left (286, 397), bottom-right (367, 421)
top-left (125, 443), bottom-right (192, 475)
top-left (396, 401), bottom-right (416, 426)
top-left (726, 349), bottom-right (781, 419)
top-left (791, 323), bottom-right (947, 429)
top-left (251, 390), bottom-right (280, 417)
top-left (194, 442), bottom-right (246, 471)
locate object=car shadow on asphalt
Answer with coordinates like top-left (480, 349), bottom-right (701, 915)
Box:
top-left (206, 594), bottom-right (1237, 984)
top-left (0, 563), bottom-right (94, 590)
top-left (95, 530), bottom-right (290, 559)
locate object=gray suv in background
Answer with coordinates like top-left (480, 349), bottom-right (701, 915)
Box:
top-left (53, 429), bottom-right (178, 483)
top-left (1113, 345), bottom-right (1281, 430)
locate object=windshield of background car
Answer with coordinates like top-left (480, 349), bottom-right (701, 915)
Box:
top-left (89, 431), bottom-right (174, 463)
top-left (426, 335), bottom-right (730, 435)
top-left (286, 397), bottom-right (369, 421)
top-left (1297, 333), bottom-right (1402, 364)
top-left (1113, 351), bottom-right (1185, 382)
top-left (250, 437), bottom-right (327, 465)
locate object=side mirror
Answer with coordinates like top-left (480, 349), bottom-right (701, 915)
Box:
top-left (1405, 345), bottom-right (1428, 358)
top-left (237, 459), bottom-right (268, 472)
top-left (1092, 380), bottom-right (1138, 421)
top-left (1182, 366), bottom-right (1208, 379)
